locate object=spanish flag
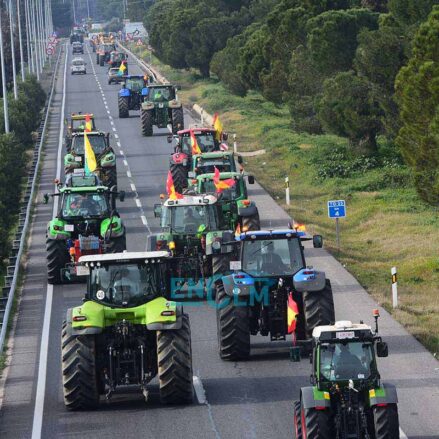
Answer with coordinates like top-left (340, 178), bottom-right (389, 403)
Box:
top-left (190, 130), bottom-right (201, 155)
top-left (85, 114), bottom-right (92, 132)
top-left (84, 131), bottom-right (97, 174)
top-left (212, 113), bottom-right (223, 141)
top-left (166, 171), bottom-right (183, 200)
top-left (118, 61), bottom-right (127, 76)
top-left (287, 294), bottom-right (299, 334)
top-left (213, 167), bottom-right (236, 193)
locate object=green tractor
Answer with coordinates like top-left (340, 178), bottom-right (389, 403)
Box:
top-left (64, 131), bottom-right (117, 189)
top-left (194, 171), bottom-right (260, 231)
top-left (62, 251), bottom-right (194, 409)
top-left (293, 312), bottom-right (399, 439)
top-left (64, 113), bottom-right (96, 152)
top-left (44, 175), bottom-right (126, 284)
top-left (140, 84), bottom-right (184, 136)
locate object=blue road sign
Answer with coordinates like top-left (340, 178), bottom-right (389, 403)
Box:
top-left (328, 200), bottom-right (346, 218)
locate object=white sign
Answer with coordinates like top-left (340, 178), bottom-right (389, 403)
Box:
top-left (336, 331), bottom-right (355, 339)
top-left (64, 224), bottom-right (74, 232)
top-left (76, 265), bottom-right (90, 276)
top-left (230, 261), bottom-right (242, 271)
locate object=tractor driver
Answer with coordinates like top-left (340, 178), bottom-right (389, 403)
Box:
top-left (184, 207), bottom-right (199, 232)
top-left (112, 267), bottom-right (139, 304)
top-left (260, 241), bottom-right (287, 275)
top-left (334, 344), bottom-right (366, 379)
top-left (67, 194), bottom-right (100, 216)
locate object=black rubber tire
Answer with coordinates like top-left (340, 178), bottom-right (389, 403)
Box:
top-left (169, 163), bottom-right (187, 194)
top-left (373, 404), bottom-right (400, 439)
top-left (99, 55), bottom-right (104, 66)
top-left (241, 211), bottom-right (260, 231)
top-left (301, 404), bottom-right (332, 439)
top-left (104, 166), bottom-right (117, 189)
top-left (216, 281), bottom-right (250, 361)
top-left (212, 254), bottom-right (230, 277)
top-left (46, 238), bottom-right (69, 284)
top-left (141, 109), bottom-right (153, 136)
top-left (157, 313), bottom-right (194, 404)
top-left (303, 280), bottom-right (335, 339)
top-left (118, 96), bottom-right (129, 118)
top-left (294, 400), bottom-right (302, 439)
top-left (96, 53), bottom-right (99, 64)
top-left (171, 107), bottom-right (184, 134)
top-left (61, 321), bottom-right (100, 410)
top-left (106, 234), bottom-right (126, 253)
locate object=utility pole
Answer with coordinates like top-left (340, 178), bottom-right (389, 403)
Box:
top-left (0, 4), bottom-right (10, 133)
top-left (17, 0), bottom-right (26, 81)
top-left (72, 0), bottom-right (76, 25)
top-left (8, 0), bottom-right (18, 99)
top-left (24, 0), bottom-right (33, 74)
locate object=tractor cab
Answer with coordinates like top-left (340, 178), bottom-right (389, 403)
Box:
top-left (109, 51), bottom-right (128, 68)
top-left (170, 127), bottom-right (228, 154)
top-left (190, 152), bottom-right (238, 178)
top-left (118, 76), bottom-right (150, 117)
top-left (68, 113), bottom-right (96, 133)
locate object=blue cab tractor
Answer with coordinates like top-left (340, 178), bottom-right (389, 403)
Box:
top-left (214, 228), bottom-right (335, 361)
top-left (118, 75), bottom-right (151, 118)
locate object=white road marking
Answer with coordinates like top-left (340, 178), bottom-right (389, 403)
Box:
top-left (193, 376), bottom-right (206, 405)
top-left (120, 150), bottom-right (124, 156)
top-left (112, 127), bottom-right (116, 132)
top-left (108, 115), bottom-right (113, 120)
top-left (31, 43), bottom-right (68, 439)
top-left (141, 215), bottom-right (148, 226)
top-left (400, 428), bottom-right (408, 439)
top-left (117, 141), bottom-right (121, 147)
top-left (135, 198), bottom-right (142, 208)
top-left (107, 110), bottom-right (111, 114)
top-left (110, 121), bottom-right (114, 126)
top-left (123, 159), bottom-right (128, 167)
top-left (114, 134), bottom-right (119, 139)
top-left (127, 170), bottom-right (132, 178)
top-left (130, 183), bottom-right (136, 192)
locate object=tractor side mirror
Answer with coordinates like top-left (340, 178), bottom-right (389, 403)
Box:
top-left (154, 204), bottom-right (162, 218)
top-left (247, 175), bottom-right (255, 184)
top-left (175, 84), bottom-right (181, 90)
top-left (43, 193), bottom-right (49, 204)
top-left (313, 235), bottom-right (323, 248)
top-left (237, 155), bottom-right (243, 165)
top-left (376, 341), bottom-right (388, 357)
top-left (167, 135), bottom-right (173, 143)
top-left (119, 190), bottom-right (125, 202)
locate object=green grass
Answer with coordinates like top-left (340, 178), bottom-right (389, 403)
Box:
top-left (130, 44), bottom-right (439, 356)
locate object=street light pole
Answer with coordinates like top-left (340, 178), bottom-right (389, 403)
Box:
top-left (8, 0), bottom-right (19, 99)
top-left (24, 0), bottom-right (33, 74)
top-left (0, 5), bottom-right (10, 133)
top-left (17, 0), bottom-right (26, 81)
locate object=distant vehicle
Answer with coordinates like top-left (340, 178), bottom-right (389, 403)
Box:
top-left (108, 67), bottom-right (126, 85)
top-left (71, 58), bottom-right (87, 75)
top-left (72, 42), bottom-right (83, 54)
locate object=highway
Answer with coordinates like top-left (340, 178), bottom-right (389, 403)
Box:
top-left (0, 43), bottom-right (438, 439)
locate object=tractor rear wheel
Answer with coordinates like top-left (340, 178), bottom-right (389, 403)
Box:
top-left (303, 280), bottom-right (335, 339)
top-left (118, 96), bottom-right (129, 118)
top-left (96, 54), bottom-right (99, 64)
top-left (169, 163), bottom-right (187, 193)
top-left (294, 400), bottom-right (302, 438)
top-left (141, 109), bottom-right (153, 136)
top-left (212, 254), bottom-right (230, 277)
top-left (46, 238), bottom-right (69, 284)
top-left (301, 404), bottom-right (332, 439)
top-left (171, 107), bottom-right (184, 134)
top-left (157, 313), bottom-right (194, 404)
top-left (107, 234), bottom-right (126, 253)
top-left (216, 281), bottom-right (250, 360)
top-left (373, 404), bottom-right (399, 439)
top-left (61, 321), bottom-right (100, 410)
top-left (99, 55), bottom-right (104, 66)
top-left (241, 211), bottom-right (260, 231)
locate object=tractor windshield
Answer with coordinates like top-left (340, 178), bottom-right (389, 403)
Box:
top-left (71, 118), bottom-right (95, 131)
top-left (150, 87), bottom-right (174, 102)
top-left (127, 77), bottom-right (145, 91)
top-left (161, 204), bottom-right (219, 234)
top-left (319, 342), bottom-right (374, 382)
top-left (61, 192), bottom-right (110, 218)
top-left (180, 133), bottom-right (216, 154)
top-left (90, 263), bottom-right (164, 307)
top-left (195, 158), bottom-right (234, 175)
top-left (71, 135), bottom-right (107, 155)
top-left (241, 238), bottom-right (304, 277)
top-left (200, 179), bottom-right (242, 200)
top-left (110, 52), bottom-right (125, 62)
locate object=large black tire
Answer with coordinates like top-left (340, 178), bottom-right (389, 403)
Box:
top-left (61, 321), bottom-right (100, 410)
top-left (373, 404), bottom-right (399, 439)
top-left (118, 96), bottom-right (129, 118)
top-left (241, 211), bottom-right (260, 231)
top-left (96, 53), bottom-right (99, 64)
top-left (303, 280), bottom-right (335, 339)
top-left (169, 163), bottom-right (187, 194)
top-left (99, 55), bottom-right (104, 66)
top-left (301, 404), bottom-right (332, 439)
top-left (157, 313), bottom-right (194, 404)
top-left (216, 281), bottom-right (250, 361)
top-left (141, 109), bottom-right (153, 136)
top-left (104, 166), bottom-right (117, 189)
top-left (171, 107), bottom-right (184, 134)
top-left (107, 234), bottom-right (126, 253)
top-left (46, 238), bottom-right (69, 284)
top-left (212, 254), bottom-right (230, 277)
top-left (294, 400), bottom-right (302, 439)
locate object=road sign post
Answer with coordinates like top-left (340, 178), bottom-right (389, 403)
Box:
top-left (328, 200), bottom-right (346, 251)
top-left (391, 267), bottom-right (398, 308)
top-left (285, 177), bottom-right (290, 205)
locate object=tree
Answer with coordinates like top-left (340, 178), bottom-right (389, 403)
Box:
top-left (395, 6), bottom-right (439, 204)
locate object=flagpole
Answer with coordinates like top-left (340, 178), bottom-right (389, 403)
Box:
top-left (0, 4), bottom-right (10, 132)
top-left (17, 0), bottom-right (26, 81)
top-left (8, 0), bottom-right (19, 99)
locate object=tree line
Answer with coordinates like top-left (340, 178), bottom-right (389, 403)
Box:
top-left (145, 0), bottom-right (439, 205)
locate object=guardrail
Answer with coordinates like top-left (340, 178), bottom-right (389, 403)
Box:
top-left (0, 46), bottom-right (63, 354)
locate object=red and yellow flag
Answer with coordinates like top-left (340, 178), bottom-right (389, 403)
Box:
top-left (85, 114), bottom-right (92, 132)
top-left (212, 113), bottom-right (223, 141)
top-left (166, 171), bottom-right (183, 200)
top-left (235, 223), bottom-right (241, 237)
top-left (190, 130), bottom-right (201, 155)
top-left (287, 294), bottom-right (299, 334)
top-left (84, 131), bottom-right (97, 174)
top-left (213, 167), bottom-right (236, 193)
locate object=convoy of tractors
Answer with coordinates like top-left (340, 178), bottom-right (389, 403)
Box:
top-left (47, 36), bottom-right (401, 438)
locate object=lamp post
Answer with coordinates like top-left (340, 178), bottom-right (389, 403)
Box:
top-left (0, 4), bottom-right (10, 132)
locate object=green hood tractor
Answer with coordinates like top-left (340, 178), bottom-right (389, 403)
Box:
top-left (293, 312), bottom-right (400, 439)
top-left (64, 113), bottom-right (96, 152)
top-left (140, 84), bottom-right (184, 136)
top-left (64, 131), bottom-right (117, 189)
top-left (194, 171), bottom-right (260, 231)
top-left (44, 178), bottom-right (126, 284)
top-left (62, 251), bottom-right (194, 409)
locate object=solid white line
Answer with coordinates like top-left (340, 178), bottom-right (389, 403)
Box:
top-left (399, 428), bottom-right (408, 439)
top-left (130, 183), bottom-right (136, 192)
top-left (123, 159), bottom-right (128, 167)
top-left (141, 215), bottom-right (148, 226)
top-left (127, 171), bottom-right (132, 178)
top-left (135, 198), bottom-right (142, 208)
top-left (193, 376), bottom-right (206, 405)
top-left (31, 43), bottom-right (68, 439)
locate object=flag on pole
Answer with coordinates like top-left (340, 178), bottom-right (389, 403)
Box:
top-left (117, 61), bottom-right (127, 76)
top-left (84, 131), bottom-right (97, 174)
top-left (212, 113), bottom-right (223, 141)
top-left (213, 167), bottom-right (236, 193)
top-left (166, 171), bottom-right (183, 200)
top-left (287, 294), bottom-right (299, 334)
top-left (190, 130), bottom-right (201, 155)
top-left (85, 114), bottom-right (92, 132)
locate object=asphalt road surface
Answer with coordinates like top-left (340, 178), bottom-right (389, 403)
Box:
top-left (0, 43), bottom-right (438, 439)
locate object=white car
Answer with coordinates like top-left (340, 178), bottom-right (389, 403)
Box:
top-left (71, 58), bottom-right (87, 75)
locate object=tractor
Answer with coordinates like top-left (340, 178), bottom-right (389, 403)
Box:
top-left (214, 229), bottom-right (335, 360)
top-left (108, 51), bottom-right (128, 70)
top-left (118, 75), bottom-right (150, 118)
top-left (61, 251), bottom-right (194, 409)
top-left (293, 311), bottom-right (399, 439)
top-left (70, 31), bottom-right (84, 44)
top-left (140, 84), bottom-right (184, 136)
top-left (64, 113), bottom-right (96, 152)
top-left (97, 42), bottom-right (116, 66)
top-left (44, 176), bottom-right (126, 284)
top-left (64, 131), bottom-right (117, 189)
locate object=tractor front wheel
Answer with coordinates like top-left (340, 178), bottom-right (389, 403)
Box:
top-left (141, 109), bottom-right (153, 136)
top-left (294, 400), bottom-right (302, 439)
top-left (61, 321), bottom-right (100, 410)
top-left (171, 107), bottom-right (184, 134)
top-left (96, 54), bottom-right (99, 64)
top-left (103, 167), bottom-right (117, 189)
top-left (169, 163), bottom-right (187, 194)
top-left (107, 234), bottom-right (126, 253)
top-left (46, 238), bottom-right (69, 284)
top-left (118, 96), bottom-right (129, 118)
top-left (157, 313), bottom-right (194, 404)
top-left (99, 55), bottom-right (104, 66)
top-left (373, 404), bottom-right (400, 439)
top-left (301, 404), bottom-right (332, 439)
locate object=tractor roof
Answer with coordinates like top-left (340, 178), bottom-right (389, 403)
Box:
top-left (235, 229), bottom-right (306, 241)
top-left (59, 186), bottom-right (108, 193)
top-left (79, 251), bottom-right (170, 264)
top-left (70, 113), bottom-right (94, 120)
top-left (148, 83), bottom-right (174, 88)
top-left (197, 172), bottom-right (242, 181)
top-left (312, 321), bottom-right (373, 341)
top-left (177, 128), bottom-right (215, 135)
top-left (194, 151), bottom-right (233, 159)
top-left (163, 194), bottom-right (217, 207)
top-left (71, 131), bottom-right (105, 137)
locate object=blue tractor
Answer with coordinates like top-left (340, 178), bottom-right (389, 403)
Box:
top-left (214, 228), bottom-right (335, 360)
top-left (118, 75), bottom-right (150, 118)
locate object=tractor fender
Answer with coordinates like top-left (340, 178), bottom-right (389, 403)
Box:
top-left (101, 217), bottom-right (124, 239)
top-left (370, 383), bottom-right (398, 406)
top-left (170, 152), bottom-right (188, 165)
top-left (300, 386), bottom-right (331, 409)
top-left (293, 268), bottom-right (326, 292)
top-left (65, 307), bottom-right (103, 336)
top-left (141, 101), bottom-right (154, 111)
top-left (168, 100), bottom-right (182, 109)
top-left (47, 219), bottom-right (71, 239)
top-left (119, 88), bottom-right (130, 97)
top-left (100, 153), bottom-right (116, 167)
top-left (146, 303), bottom-right (183, 330)
top-left (222, 272), bottom-right (254, 297)
top-left (237, 202), bottom-right (258, 217)
top-left (141, 87), bottom-right (149, 96)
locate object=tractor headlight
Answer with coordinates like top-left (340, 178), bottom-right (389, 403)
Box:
top-left (212, 240), bottom-right (221, 250)
top-left (233, 287), bottom-right (241, 295)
